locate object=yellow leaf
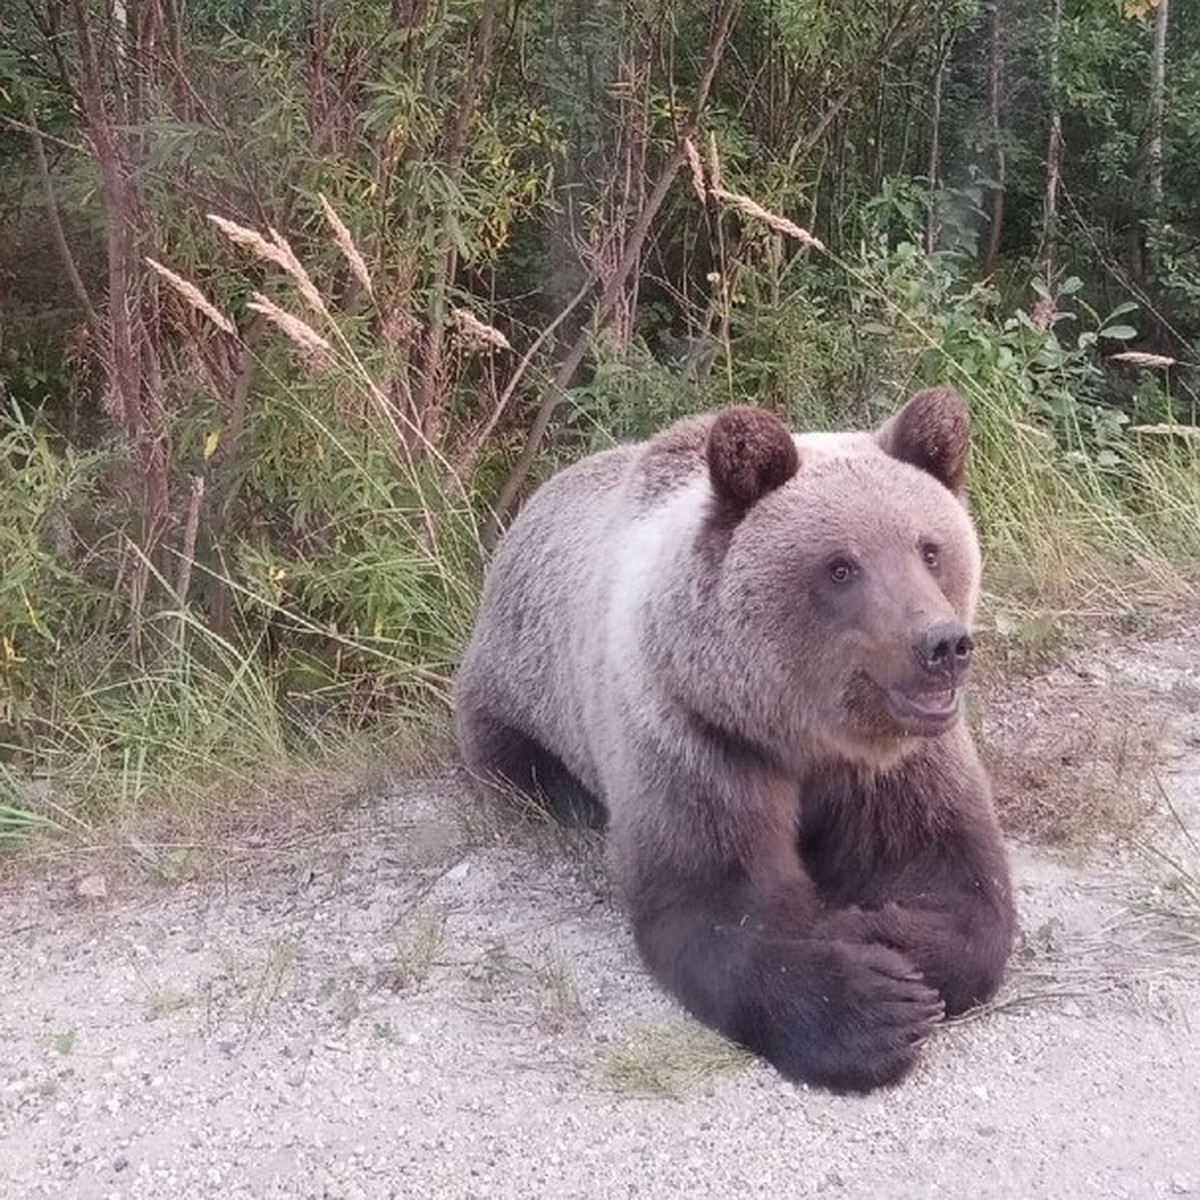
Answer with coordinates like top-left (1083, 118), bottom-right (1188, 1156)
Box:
top-left (20, 587), bottom-right (49, 637)
top-left (203, 429), bottom-right (220, 460)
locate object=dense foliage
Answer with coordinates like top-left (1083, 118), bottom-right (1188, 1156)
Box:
top-left (0, 0), bottom-right (1196, 825)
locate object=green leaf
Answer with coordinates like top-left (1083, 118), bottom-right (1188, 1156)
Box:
top-left (1098, 325), bottom-right (1137, 341)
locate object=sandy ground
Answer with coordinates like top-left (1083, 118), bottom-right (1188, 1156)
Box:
top-left (2, 632), bottom-right (1199, 1200)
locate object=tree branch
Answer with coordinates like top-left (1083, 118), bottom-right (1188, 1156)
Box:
top-left (26, 112), bottom-right (99, 328)
top-left (785, 0), bottom-right (924, 175)
top-left (414, 0), bottom-right (504, 436)
top-left (482, 0), bottom-right (745, 543)
top-left (453, 276), bottom-right (595, 479)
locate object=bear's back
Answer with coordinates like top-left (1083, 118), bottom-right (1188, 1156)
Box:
top-left (458, 420), bottom-right (722, 795)
top-left (624, 415), bottom-right (713, 510)
top-left (457, 443), bottom-right (639, 793)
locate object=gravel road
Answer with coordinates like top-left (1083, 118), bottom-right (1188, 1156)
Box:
top-left (3, 633), bottom-right (1199, 1200)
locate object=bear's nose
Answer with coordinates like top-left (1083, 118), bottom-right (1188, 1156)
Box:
top-left (914, 620), bottom-right (974, 680)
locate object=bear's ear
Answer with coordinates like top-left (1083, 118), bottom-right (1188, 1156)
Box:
top-left (706, 406), bottom-right (800, 510)
top-left (875, 387), bottom-right (970, 495)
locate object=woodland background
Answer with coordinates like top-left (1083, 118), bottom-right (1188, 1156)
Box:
top-left (1, 0), bottom-right (1197, 835)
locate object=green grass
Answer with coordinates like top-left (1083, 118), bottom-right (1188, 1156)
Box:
top-left (0, 549), bottom-right (460, 857)
top-left (1, 761), bottom-right (65, 848)
top-left (1, 801), bottom-right (55, 844)
top-left (382, 915), bottom-right (446, 992)
top-left (594, 1017), bottom-right (751, 1099)
top-left (50, 1030), bottom-right (77, 1056)
top-left (1132, 776), bottom-right (1200, 920)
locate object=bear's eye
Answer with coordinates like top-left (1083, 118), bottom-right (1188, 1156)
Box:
top-left (827, 557), bottom-right (858, 586)
top-left (920, 541), bottom-right (941, 570)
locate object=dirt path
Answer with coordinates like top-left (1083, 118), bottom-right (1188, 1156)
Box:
top-left (3, 633), bottom-right (1200, 1200)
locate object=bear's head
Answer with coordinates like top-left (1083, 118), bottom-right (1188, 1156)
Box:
top-left (698, 388), bottom-right (981, 772)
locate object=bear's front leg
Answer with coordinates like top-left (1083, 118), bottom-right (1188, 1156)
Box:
top-left (800, 749), bottom-right (1015, 1018)
top-left (622, 852), bottom-right (944, 1093)
top-left (813, 838), bottom-right (1014, 1019)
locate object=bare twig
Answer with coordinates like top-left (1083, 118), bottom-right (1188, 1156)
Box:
top-left (785, 1), bottom-right (924, 175)
top-left (173, 474), bottom-right (205, 646)
top-left (453, 277), bottom-right (594, 479)
top-left (3, 113), bottom-right (85, 154)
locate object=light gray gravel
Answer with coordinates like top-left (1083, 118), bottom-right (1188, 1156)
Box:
top-left (2, 632), bottom-right (1199, 1200)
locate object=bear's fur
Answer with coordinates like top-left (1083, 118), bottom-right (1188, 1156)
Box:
top-left (454, 387), bottom-right (1015, 1094)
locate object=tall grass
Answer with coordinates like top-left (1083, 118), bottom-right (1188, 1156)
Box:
top-left (22, 618), bottom-right (293, 818)
top-left (956, 377), bottom-right (1199, 614)
top-left (1, 204), bottom-right (483, 850)
top-left (3, 189), bottom-right (1198, 852)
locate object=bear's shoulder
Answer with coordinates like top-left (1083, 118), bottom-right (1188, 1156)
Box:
top-left (625, 414), bottom-right (716, 509)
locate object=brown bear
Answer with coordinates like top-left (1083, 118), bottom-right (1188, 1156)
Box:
top-left (454, 387), bottom-right (1015, 1094)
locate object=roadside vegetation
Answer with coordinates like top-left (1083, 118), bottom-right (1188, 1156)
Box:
top-left (1, 0), bottom-right (1197, 845)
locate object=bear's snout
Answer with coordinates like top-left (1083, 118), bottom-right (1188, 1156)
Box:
top-left (913, 620), bottom-right (974, 683)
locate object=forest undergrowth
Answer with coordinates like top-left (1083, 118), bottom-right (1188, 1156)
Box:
top-left (1, 0), bottom-right (1198, 856)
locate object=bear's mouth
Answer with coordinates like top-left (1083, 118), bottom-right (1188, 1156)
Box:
top-left (885, 684), bottom-right (960, 731)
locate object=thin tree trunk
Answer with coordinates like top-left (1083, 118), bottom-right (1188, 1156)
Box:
top-left (982, 1), bottom-right (1006, 277)
top-left (414, 0), bottom-right (502, 442)
top-left (925, 35), bottom-right (949, 255)
top-left (1040, 0), bottom-right (1064, 284)
top-left (68, 0), bottom-right (170, 658)
top-left (872, 79), bottom-right (886, 190)
top-left (1147, 0), bottom-right (1169, 213)
top-left (173, 474), bottom-right (205, 647)
top-left (27, 112), bottom-right (99, 328)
